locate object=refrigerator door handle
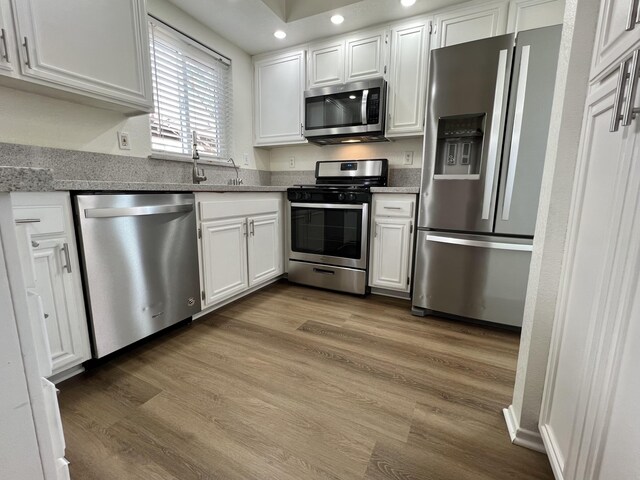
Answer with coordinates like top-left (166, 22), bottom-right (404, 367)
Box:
top-left (482, 49), bottom-right (509, 220)
top-left (425, 234), bottom-right (533, 252)
top-left (502, 45), bottom-right (531, 221)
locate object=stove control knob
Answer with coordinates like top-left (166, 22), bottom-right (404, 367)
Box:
top-left (290, 191), bottom-right (301, 201)
top-left (302, 192), bottom-right (312, 201)
top-left (347, 193), bottom-right (357, 202)
top-left (338, 193), bottom-right (346, 201)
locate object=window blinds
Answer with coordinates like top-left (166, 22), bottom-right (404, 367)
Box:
top-left (149, 20), bottom-right (232, 160)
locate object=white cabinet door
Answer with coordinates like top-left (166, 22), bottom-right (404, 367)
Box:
top-left (506, 0), bottom-right (565, 33)
top-left (32, 237), bottom-right (89, 375)
top-left (386, 20), bottom-right (430, 137)
top-left (345, 30), bottom-right (387, 82)
top-left (12, 192), bottom-right (90, 378)
top-left (254, 50), bottom-right (306, 146)
top-left (539, 71), bottom-right (638, 477)
top-left (247, 213), bottom-right (282, 287)
top-left (201, 217), bottom-right (249, 308)
top-left (433, 1), bottom-right (509, 49)
top-left (0, 0), bottom-right (16, 75)
top-left (369, 217), bottom-right (413, 291)
top-left (591, 0), bottom-right (640, 80)
top-left (8, 0), bottom-right (153, 112)
top-left (308, 39), bottom-right (345, 88)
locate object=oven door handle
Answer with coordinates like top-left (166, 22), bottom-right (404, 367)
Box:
top-left (290, 202), bottom-right (365, 210)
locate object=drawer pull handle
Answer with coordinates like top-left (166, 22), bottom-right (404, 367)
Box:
top-left (313, 268), bottom-right (335, 275)
top-left (15, 218), bottom-right (41, 224)
top-left (31, 240), bottom-right (39, 248)
top-left (383, 206), bottom-right (402, 210)
top-left (61, 243), bottom-right (72, 274)
top-left (44, 313), bottom-right (49, 319)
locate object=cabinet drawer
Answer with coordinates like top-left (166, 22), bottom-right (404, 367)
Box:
top-left (13, 205), bottom-right (66, 236)
top-left (373, 198), bottom-right (415, 217)
top-left (41, 378), bottom-right (65, 459)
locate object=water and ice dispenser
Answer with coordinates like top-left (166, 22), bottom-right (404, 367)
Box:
top-left (434, 114), bottom-right (486, 178)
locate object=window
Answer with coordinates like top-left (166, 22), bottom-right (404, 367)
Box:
top-left (148, 18), bottom-right (232, 160)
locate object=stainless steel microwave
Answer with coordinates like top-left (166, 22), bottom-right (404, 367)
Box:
top-left (303, 78), bottom-right (387, 145)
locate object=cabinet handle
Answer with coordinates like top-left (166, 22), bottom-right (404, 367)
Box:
top-left (44, 313), bottom-right (49, 319)
top-left (61, 243), bottom-right (72, 273)
top-left (31, 240), bottom-right (39, 248)
top-left (383, 206), bottom-right (402, 210)
top-left (250, 219), bottom-right (255, 236)
top-left (610, 50), bottom-right (640, 132)
top-left (243, 221), bottom-right (247, 237)
top-left (22, 37), bottom-right (31, 68)
top-left (300, 123), bottom-right (303, 137)
top-left (15, 218), bottom-right (41, 224)
top-left (0, 28), bottom-right (8, 63)
top-left (626, 0), bottom-right (640, 30)
top-left (622, 49), bottom-right (640, 127)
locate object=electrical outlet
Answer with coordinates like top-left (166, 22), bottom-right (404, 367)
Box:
top-left (117, 131), bottom-right (131, 150)
top-left (289, 156), bottom-right (295, 169)
top-left (403, 151), bottom-right (414, 165)
top-left (243, 153), bottom-right (249, 166)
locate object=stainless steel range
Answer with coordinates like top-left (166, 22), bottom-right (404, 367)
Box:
top-left (287, 159), bottom-right (388, 295)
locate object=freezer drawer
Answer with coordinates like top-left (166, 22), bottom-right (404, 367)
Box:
top-left (412, 231), bottom-right (533, 327)
top-left (288, 260), bottom-right (367, 295)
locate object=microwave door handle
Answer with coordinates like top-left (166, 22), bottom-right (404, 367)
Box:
top-left (361, 89), bottom-right (369, 125)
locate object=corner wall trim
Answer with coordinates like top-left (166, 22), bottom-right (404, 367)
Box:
top-left (503, 405), bottom-right (547, 454)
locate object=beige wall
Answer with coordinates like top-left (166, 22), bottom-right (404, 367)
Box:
top-left (0, 0), bottom-right (270, 171)
top-left (269, 137), bottom-right (424, 171)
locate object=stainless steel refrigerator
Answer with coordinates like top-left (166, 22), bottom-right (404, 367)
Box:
top-left (412, 25), bottom-right (562, 327)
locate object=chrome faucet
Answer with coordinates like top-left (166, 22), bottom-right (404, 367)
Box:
top-left (227, 157), bottom-right (243, 186)
top-left (192, 130), bottom-right (207, 184)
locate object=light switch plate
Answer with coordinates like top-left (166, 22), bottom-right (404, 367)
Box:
top-left (117, 131), bottom-right (131, 150)
top-left (403, 151), bottom-right (414, 165)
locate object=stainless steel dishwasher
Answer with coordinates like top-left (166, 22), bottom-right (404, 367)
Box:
top-left (75, 193), bottom-right (201, 358)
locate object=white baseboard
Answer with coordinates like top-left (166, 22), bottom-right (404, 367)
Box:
top-left (503, 405), bottom-right (547, 454)
top-left (540, 424), bottom-right (565, 480)
top-left (49, 364), bottom-right (85, 385)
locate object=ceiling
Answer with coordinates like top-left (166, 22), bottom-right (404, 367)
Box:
top-left (167, 0), bottom-right (467, 55)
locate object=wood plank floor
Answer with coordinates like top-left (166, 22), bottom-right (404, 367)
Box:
top-left (58, 281), bottom-right (553, 480)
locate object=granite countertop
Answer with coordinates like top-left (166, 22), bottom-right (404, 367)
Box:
top-left (53, 180), bottom-right (420, 194)
top-left (53, 180), bottom-right (290, 192)
top-left (370, 187), bottom-right (420, 194)
top-left (0, 166), bottom-right (55, 192)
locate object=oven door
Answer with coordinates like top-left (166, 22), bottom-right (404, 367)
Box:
top-left (289, 202), bottom-right (369, 269)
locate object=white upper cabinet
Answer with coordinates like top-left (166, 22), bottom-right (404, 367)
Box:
top-left (386, 18), bottom-right (431, 137)
top-left (308, 39), bottom-right (345, 88)
top-left (254, 49), bottom-right (306, 146)
top-left (506, 0), bottom-right (564, 33)
top-left (433, 1), bottom-right (509, 49)
top-left (0, 0), bottom-right (15, 74)
top-left (307, 28), bottom-right (387, 89)
top-left (344, 29), bottom-right (387, 82)
top-left (590, 0), bottom-right (640, 81)
top-left (2, 0), bottom-right (153, 113)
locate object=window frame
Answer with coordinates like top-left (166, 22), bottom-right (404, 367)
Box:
top-left (148, 16), bottom-right (233, 165)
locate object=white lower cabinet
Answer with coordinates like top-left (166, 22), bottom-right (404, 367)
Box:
top-left (197, 193), bottom-right (284, 310)
top-left (12, 192), bottom-right (91, 378)
top-left (201, 217), bottom-right (249, 307)
top-left (248, 213), bottom-right (281, 286)
top-left (369, 194), bottom-right (416, 294)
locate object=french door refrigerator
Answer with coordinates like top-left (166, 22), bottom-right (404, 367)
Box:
top-left (412, 25), bottom-right (562, 327)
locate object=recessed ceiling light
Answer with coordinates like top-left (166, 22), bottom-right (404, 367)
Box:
top-left (331, 14), bottom-right (345, 25)
top-left (349, 95), bottom-right (356, 99)
top-left (401, 0), bottom-right (416, 6)
top-left (274, 30), bottom-right (287, 39)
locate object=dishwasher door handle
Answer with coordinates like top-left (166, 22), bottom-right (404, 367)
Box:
top-left (84, 203), bottom-right (193, 218)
